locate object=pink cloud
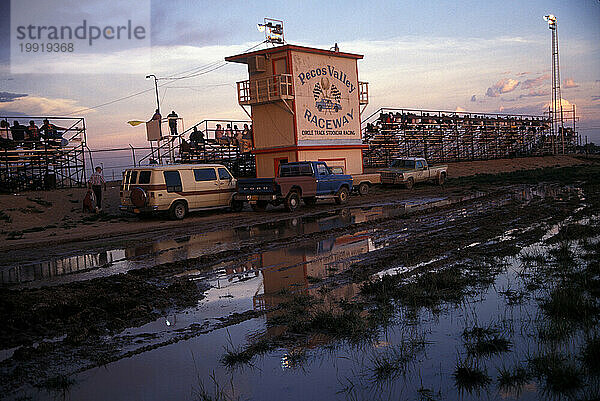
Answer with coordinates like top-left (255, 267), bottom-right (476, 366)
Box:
top-left (486, 78), bottom-right (520, 97)
top-left (563, 78), bottom-right (579, 88)
top-left (521, 74), bottom-right (551, 89)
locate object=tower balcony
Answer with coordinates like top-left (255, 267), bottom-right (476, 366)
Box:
top-left (359, 81), bottom-right (369, 105)
top-left (236, 74), bottom-right (294, 106)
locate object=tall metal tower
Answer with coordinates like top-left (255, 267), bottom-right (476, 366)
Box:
top-left (544, 14), bottom-right (564, 154)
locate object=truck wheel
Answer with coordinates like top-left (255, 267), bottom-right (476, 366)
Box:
top-left (231, 200), bottom-right (244, 212)
top-left (437, 173), bottom-right (446, 186)
top-left (405, 178), bottom-right (414, 190)
top-left (251, 201), bottom-right (268, 212)
top-left (285, 191), bottom-right (300, 212)
top-left (335, 187), bottom-right (349, 205)
top-left (169, 201), bottom-right (187, 220)
top-left (358, 182), bottom-right (369, 196)
top-left (303, 196), bottom-right (317, 206)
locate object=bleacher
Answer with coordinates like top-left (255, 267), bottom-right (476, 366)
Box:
top-left (139, 119), bottom-right (256, 177)
top-left (361, 108), bottom-right (578, 168)
top-left (0, 116), bottom-right (87, 192)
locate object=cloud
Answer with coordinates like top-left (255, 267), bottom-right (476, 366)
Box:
top-left (470, 95), bottom-right (477, 102)
top-left (498, 103), bottom-right (546, 115)
top-left (516, 72), bottom-right (530, 77)
top-left (543, 98), bottom-right (575, 111)
top-left (519, 89), bottom-right (550, 99)
top-left (0, 92), bottom-right (28, 103)
top-left (563, 78), bottom-right (579, 88)
top-left (591, 95), bottom-right (600, 102)
top-left (486, 78), bottom-right (520, 97)
top-left (0, 95), bottom-right (93, 116)
top-left (455, 106), bottom-right (466, 112)
top-left (521, 74), bottom-right (551, 89)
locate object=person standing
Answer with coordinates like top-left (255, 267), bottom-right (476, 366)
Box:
top-left (167, 110), bottom-right (178, 136)
top-left (88, 166), bottom-right (107, 212)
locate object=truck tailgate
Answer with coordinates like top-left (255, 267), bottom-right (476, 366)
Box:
top-left (237, 178), bottom-right (277, 194)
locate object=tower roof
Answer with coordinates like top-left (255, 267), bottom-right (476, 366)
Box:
top-left (225, 44), bottom-right (363, 64)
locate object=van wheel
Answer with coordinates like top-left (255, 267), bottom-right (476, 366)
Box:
top-left (251, 201), bottom-right (268, 212)
top-left (285, 191), bottom-right (300, 212)
top-left (169, 201), bottom-right (187, 220)
top-left (303, 196), bottom-right (317, 206)
top-left (405, 178), bottom-right (414, 190)
top-left (438, 173), bottom-right (446, 186)
top-left (358, 182), bottom-right (369, 196)
top-left (231, 200), bottom-right (244, 212)
top-left (335, 187), bottom-right (349, 205)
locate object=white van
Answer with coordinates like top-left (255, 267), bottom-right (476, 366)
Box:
top-left (119, 164), bottom-right (242, 219)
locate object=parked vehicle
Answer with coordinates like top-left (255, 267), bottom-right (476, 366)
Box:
top-left (330, 166), bottom-right (381, 196)
top-left (119, 164), bottom-right (242, 220)
top-left (235, 161), bottom-right (353, 212)
top-left (379, 157), bottom-right (447, 189)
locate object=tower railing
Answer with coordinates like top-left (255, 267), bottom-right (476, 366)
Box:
top-left (236, 74), bottom-right (294, 105)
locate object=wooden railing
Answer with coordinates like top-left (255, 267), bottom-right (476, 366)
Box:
top-left (236, 74), bottom-right (294, 105)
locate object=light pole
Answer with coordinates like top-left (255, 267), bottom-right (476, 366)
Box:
top-left (543, 14), bottom-right (564, 154)
top-left (145, 74), bottom-right (160, 114)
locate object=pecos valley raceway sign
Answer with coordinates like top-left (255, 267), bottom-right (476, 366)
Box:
top-left (292, 52), bottom-right (361, 145)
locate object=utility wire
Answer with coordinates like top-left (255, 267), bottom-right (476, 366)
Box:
top-left (67, 40), bottom-right (267, 115)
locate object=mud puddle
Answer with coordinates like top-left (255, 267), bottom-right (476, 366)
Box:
top-left (1, 193), bottom-right (483, 287)
top-left (21, 203), bottom-right (599, 401)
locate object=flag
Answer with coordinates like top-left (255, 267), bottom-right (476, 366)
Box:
top-left (127, 120), bottom-right (145, 126)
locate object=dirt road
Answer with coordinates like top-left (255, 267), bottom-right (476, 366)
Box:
top-left (0, 155), bottom-right (593, 254)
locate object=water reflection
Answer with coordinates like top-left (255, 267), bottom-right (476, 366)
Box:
top-left (0, 197), bottom-right (443, 287)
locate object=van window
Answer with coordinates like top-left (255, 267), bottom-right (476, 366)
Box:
top-left (129, 171), bottom-right (138, 184)
top-left (138, 171), bottom-right (151, 184)
top-left (194, 168), bottom-right (217, 181)
top-left (164, 171), bottom-right (182, 192)
top-left (415, 161), bottom-right (423, 169)
top-left (218, 168), bottom-right (231, 180)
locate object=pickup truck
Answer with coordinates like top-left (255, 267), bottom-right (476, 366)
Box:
top-left (379, 157), bottom-right (447, 189)
top-left (235, 161), bottom-right (353, 212)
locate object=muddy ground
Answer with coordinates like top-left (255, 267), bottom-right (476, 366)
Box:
top-left (1, 156), bottom-right (599, 400)
top-left (0, 155), bottom-right (594, 255)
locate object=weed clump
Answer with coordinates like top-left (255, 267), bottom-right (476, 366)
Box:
top-left (453, 359), bottom-right (491, 393)
top-left (462, 325), bottom-right (511, 356)
top-left (529, 353), bottom-right (582, 394)
top-left (497, 365), bottom-right (530, 392)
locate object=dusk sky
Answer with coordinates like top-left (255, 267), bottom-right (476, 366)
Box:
top-left (1, 0), bottom-right (599, 149)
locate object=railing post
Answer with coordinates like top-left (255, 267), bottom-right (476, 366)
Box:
top-left (129, 144), bottom-right (136, 167)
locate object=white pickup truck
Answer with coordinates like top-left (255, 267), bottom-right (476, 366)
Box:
top-left (379, 157), bottom-right (448, 189)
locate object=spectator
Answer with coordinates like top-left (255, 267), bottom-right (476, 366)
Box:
top-left (151, 109), bottom-right (161, 121)
top-left (88, 166), bottom-right (107, 212)
top-left (167, 110), bottom-right (178, 136)
top-left (26, 120), bottom-right (41, 147)
top-left (0, 120), bottom-right (13, 149)
top-left (11, 121), bottom-right (26, 143)
top-left (224, 124), bottom-right (233, 144)
top-left (189, 126), bottom-right (204, 147)
top-left (233, 124), bottom-right (242, 147)
top-left (241, 123), bottom-right (251, 140)
top-left (40, 119), bottom-right (66, 146)
top-left (215, 124), bottom-right (224, 142)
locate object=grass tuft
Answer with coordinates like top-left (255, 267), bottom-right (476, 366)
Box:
top-left (453, 358), bottom-right (491, 392)
top-left (463, 325), bottom-right (511, 356)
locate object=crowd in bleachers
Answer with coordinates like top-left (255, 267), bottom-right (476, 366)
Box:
top-left (0, 118), bottom-right (69, 150)
top-left (180, 122), bottom-right (254, 157)
top-left (366, 111), bottom-right (553, 135)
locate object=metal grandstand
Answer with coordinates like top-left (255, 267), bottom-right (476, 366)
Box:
top-left (138, 118), bottom-right (255, 177)
top-left (361, 107), bottom-right (579, 168)
top-left (0, 116), bottom-right (87, 192)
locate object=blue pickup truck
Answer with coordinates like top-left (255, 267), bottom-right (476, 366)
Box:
top-left (234, 161), bottom-right (353, 212)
